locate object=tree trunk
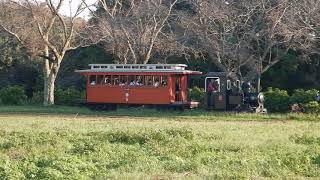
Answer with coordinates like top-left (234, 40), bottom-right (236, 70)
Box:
top-left (257, 74), bottom-right (261, 93)
top-left (43, 46), bottom-right (51, 106)
top-left (43, 67), bottom-right (58, 106)
top-left (42, 46), bottom-right (60, 106)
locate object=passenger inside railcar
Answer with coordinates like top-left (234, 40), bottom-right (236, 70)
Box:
top-left (90, 75), bottom-right (96, 85)
top-left (119, 80), bottom-right (126, 86)
top-left (104, 76), bottom-right (111, 85)
top-left (136, 76), bottom-right (143, 86)
top-left (154, 79), bottom-right (160, 87)
top-left (96, 75), bottom-right (103, 85)
top-left (129, 80), bottom-right (135, 86)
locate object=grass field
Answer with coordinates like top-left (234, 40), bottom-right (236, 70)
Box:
top-left (0, 106), bottom-right (319, 179)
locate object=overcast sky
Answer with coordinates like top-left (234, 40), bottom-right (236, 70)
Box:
top-left (59, 0), bottom-right (97, 19)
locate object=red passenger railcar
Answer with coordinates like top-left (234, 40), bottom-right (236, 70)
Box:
top-left (75, 64), bottom-right (201, 109)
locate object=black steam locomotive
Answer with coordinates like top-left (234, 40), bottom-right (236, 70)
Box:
top-left (204, 72), bottom-right (266, 113)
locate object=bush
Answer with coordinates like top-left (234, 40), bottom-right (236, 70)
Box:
top-left (0, 86), bottom-right (27, 105)
top-left (29, 91), bottom-right (43, 105)
top-left (303, 101), bottom-right (320, 114)
top-left (55, 87), bottom-right (84, 106)
top-left (264, 88), bottom-right (291, 113)
top-left (290, 89), bottom-right (318, 104)
top-left (188, 87), bottom-right (205, 105)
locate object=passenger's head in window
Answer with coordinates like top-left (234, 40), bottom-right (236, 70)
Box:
top-left (130, 80), bottom-right (135, 86)
top-left (162, 81), bottom-right (167, 86)
top-left (154, 79), bottom-right (160, 87)
top-left (105, 77), bottom-right (111, 84)
top-left (119, 80), bottom-right (126, 86)
top-left (114, 79), bottom-right (120, 85)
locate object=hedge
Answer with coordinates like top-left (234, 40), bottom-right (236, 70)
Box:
top-left (0, 86), bottom-right (27, 105)
top-left (264, 88), bottom-right (291, 113)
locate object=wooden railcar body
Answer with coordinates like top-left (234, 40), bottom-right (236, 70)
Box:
top-left (76, 64), bottom-right (201, 107)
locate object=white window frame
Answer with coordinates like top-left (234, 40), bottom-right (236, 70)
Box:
top-left (236, 80), bottom-right (241, 90)
top-left (227, 80), bottom-right (231, 90)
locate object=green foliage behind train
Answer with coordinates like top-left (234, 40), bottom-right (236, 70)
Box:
top-left (188, 87), bottom-right (205, 106)
top-left (0, 86), bottom-right (84, 106)
top-left (0, 86), bottom-right (27, 105)
top-left (264, 88), bottom-right (320, 113)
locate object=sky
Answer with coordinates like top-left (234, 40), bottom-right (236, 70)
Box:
top-left (58, 0), bottom-right (97, 19)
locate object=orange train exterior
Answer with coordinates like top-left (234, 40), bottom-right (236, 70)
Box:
top-left (75, 64), bottom-right (202, 106)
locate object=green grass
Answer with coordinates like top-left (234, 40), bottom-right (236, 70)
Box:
top-left (0, 105), bottom-right (319, 121)
top-left (0, 106), bottom-right (319, 179)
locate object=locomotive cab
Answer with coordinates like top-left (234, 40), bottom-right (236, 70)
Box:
top-left (205, 72), bottom-right (242, 110)
top-left (205, 77), bottom-right (225, 110)
top-left (205, 72), bottom-right (266, 112)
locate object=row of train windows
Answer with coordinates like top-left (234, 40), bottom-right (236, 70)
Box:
top-left (93, 65), bottom-right (172, 70)
top-left (89, 75), bottom-right (168, 87)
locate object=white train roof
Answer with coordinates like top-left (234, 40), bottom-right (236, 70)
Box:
top-left (75, 64), bottom-right (202, 74)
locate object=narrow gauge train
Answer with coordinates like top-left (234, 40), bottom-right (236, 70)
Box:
top-left (76, 64), bottom-right (265, 112)
top-left (75, 64), bottom-right (202, 110)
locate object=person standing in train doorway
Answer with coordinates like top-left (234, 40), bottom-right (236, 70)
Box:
top-left (207, 79), bottom-right (215, 108)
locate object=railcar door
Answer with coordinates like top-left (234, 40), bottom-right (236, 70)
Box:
top-left (173, 75), bottom-right (188, 102)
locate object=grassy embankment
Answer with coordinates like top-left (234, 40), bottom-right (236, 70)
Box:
top-left (0, 106), bottom-right (319, 179)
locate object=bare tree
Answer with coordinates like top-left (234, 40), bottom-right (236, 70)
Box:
top-left (286, 0), bottom-right (320, 57)
top-left (183, 0), bottom-right (301, 91)
top-left (0, 0), bottom-right (97, 105)
top-left (88, 0), bottom-right (181, 64)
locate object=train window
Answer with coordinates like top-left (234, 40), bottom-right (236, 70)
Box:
top-left (104, 75), bottom-right (112, 85)
top-left (236, 80), bottom-right (241, 91)
top-left (145, 76), bottom-right (153, 86)
top-left (128, 75), bottom-right (135, 86)
top-left (112, 75), bottom-right (120, 85)
top-left (162, 76), bottom-right (168, 86)
top-left (124, 66), bottom-right (130, 69)
top-left (205, 77), bottom-right (220, 92)
top-left (120, 75), bottom-right (129, 86)
top-left (139, 66), bottom-right (147, 69)
top-left (156, 66), bottom-right (163, 69)
top-left (154, 76), bottom-right (160, 87)
top-left (89, 75), bottom-right (96, 85)
top-left (97, 75), bottom-right (104, 85)
top-left (227, 80), bottom-right (231, 90)
top-left (136, 76), bottom-right (144, 85)
top-left (132, 66), bottom-right (139, 69)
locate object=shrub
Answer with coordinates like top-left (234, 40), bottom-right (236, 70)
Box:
top-left (303, 101), bottom-right (320, 114)
top-left (29, 91), bottom-right (43, 105)
top-left (290, 89), bottom-right (318, 104)
top-left (0, 86), bottom-right (27, 105)
top-left (55, 87), bottom-right (84, 106)
top-left (264, 88), bottom-right (290, 113)
top-left (188, 87), bottom-right (205, 105)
